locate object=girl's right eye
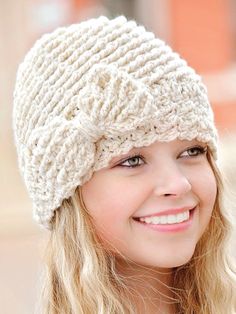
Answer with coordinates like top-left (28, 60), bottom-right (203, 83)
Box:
top-left (117, 154), bottom-right (145, 168)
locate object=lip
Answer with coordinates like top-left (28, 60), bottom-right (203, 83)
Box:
top-left (134, 206), bottom-right (196, 219)
top-left (133, 206), bottom-right (197, 233)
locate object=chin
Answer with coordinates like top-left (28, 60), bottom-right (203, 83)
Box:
top-left (164, 253), bottom-right (194, 268)
top-left (139, 250), bottom-right (196, 269)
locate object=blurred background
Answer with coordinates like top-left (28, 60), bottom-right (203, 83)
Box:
top-left (1, 0), bottom-right (236, 313)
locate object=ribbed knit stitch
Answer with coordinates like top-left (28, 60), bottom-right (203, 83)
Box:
top-left (12, 15), bottom-right (218, 229)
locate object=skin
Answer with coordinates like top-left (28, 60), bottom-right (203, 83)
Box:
top-left (81, 138), bottom-right (217, 313)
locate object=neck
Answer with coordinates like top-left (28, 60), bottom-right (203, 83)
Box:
top-left (115, 259), bottom-right (177, 314)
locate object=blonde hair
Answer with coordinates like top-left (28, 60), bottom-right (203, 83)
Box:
top-left (37, 151), bottom-right (236, 314)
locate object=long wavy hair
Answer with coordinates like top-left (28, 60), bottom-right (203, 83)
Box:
top-left (37, 150), bottom-right (236, 314)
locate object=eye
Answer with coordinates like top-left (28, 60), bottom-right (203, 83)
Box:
top-left (117, 154), bottom-right (145, 168)
top-left (180, 145), bottom-right (208, 158)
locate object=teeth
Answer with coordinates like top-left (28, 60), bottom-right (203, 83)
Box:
top-left (139, 210), bottom-right (190, 225)
top-left (167, 215), bottom-right (176, 224)
top-left (160, 216), bottom-right (167, 224)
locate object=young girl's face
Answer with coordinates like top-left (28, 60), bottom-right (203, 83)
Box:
top-left (81, 139), bottom-right (217, 268)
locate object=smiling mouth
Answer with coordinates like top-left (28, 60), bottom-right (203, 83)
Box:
top-left (133, 208), bottom-right (196, 225)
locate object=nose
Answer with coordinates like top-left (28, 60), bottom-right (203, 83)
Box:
top-left (152, 161), bottom-right (192, 198)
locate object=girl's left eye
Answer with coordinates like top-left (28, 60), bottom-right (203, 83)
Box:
top-left (180, 145), bottom-right (208, 158)
top-left (118, 154), bottom-right (145, 168)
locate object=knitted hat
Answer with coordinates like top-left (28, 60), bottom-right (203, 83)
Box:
top-left (13, 15), bottom-right (218, 230)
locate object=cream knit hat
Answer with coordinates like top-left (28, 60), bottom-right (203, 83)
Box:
top-left (13, 15), bottom-right (218, 230)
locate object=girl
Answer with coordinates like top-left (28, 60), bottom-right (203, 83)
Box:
top-left (13, 15), bottom-right (236, 314)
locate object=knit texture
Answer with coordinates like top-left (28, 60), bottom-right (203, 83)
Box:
top-left (13, 15), bottom-right (218, 230)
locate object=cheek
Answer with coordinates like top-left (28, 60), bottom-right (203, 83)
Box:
top-left (81, 173), bottom-right (143, 224)
top-left (81, 172), bottom-right (152, 240)
top-left (201, 168), bottom-right (217, 208)
top-left (192, 164), bottom-right (217, 221)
